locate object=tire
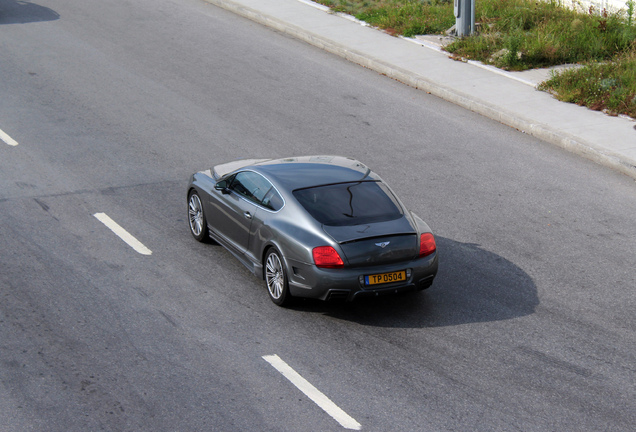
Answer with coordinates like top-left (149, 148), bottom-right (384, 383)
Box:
top-left (264, 248), bottom-right (291, 306)
top-left (188, 190), bottom-right (208, 242)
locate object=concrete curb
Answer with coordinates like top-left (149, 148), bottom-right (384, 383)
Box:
top-left (205, 0), bottom-right (636, 180)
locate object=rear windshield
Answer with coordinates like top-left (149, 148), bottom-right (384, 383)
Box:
top-left (293, 181), bottom-right (403, 226)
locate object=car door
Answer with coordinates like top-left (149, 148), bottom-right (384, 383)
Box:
top-left (208, 171), bottom-right (262, 255)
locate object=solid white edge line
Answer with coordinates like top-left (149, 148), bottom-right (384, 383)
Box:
top-left (0, 128), bottom-right (18, 146)
top-left (297, 0), bottom-right (330, 12)
top-left (297, 0), bottom-right (369, 25)
top-left (263, 354), bottom-right (362, 430)
top-left (93, 212), bottom-right (152, 255)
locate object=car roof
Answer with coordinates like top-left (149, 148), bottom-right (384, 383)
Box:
top-left (215, 156), bottom-right (383, 191)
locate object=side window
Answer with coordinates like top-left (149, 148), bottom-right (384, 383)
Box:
top-left (229, 172), bottom-right (253, 199)
top-left (262, 187), bottom-right (284, 211)
top-left (230, 171), bottom-right (282, 210)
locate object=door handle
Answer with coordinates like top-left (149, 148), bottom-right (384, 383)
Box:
top-left (244, 212), bottom-right (252, 219)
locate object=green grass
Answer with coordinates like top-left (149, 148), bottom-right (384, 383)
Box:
top-left (538, 48), bottom-right (636, 118)
top-left (314, 0), bottom-right (636, 118)
top-left (445, 0), bottom-right (636, 71)
top-left (317, 0), bottom-right (455, 36)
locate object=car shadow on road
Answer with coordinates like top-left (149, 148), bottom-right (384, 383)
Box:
top-left (0, 1), bottom-right (59, 25)
top-left (291, 236), bottom-right (539, 328)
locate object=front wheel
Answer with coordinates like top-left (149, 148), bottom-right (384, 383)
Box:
top-left (264, 248), bottom-right (291, 306)
top-left (188, 190), bottom-right (208, 242)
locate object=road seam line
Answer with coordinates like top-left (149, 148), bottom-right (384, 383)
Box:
top-left (263, 354), bottom-right (361, 430)
top-left (93, 212), bottom-right (152, 255)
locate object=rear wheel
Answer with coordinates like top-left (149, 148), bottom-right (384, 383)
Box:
top-left (188, 190), bottom-right (208, 242)
top-left (265, 248), bottom-right (291, 306)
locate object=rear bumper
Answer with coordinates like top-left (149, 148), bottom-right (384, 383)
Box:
top-left (287, 252), bottom-right (438, 301)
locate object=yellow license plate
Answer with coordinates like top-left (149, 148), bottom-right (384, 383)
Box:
top-left (365, 270), bottom-right (406, 286)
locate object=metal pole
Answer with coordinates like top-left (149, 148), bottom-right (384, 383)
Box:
top-left (455, 0), bottom-right (475, 37)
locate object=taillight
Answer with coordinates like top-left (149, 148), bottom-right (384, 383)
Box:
top-left (419, 233), bottom-right (436, 257)
top-left (313, 246), bottom-right (344, 268)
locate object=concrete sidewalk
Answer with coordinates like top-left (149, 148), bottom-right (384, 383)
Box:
top-left (206, 0), bottom-right (636, 179)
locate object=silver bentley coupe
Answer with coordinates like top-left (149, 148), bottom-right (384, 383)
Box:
top-left (187, 156), bottom-right (438, 306)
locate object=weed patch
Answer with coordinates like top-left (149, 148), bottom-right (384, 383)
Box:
top-left (539, 49), bottom-right (636, 118)
top-left (317, 0), bottom-right (455, 36)
top-left (445, 0), bottom-right (636, 70)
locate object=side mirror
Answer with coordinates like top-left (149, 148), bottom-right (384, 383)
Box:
top-left (215, 180), bottom-right (231, 194)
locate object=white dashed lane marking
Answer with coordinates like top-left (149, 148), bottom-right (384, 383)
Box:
top-left (0, 128), bottom-right (18, 146)
top-left (93, 212), bottom-right (152, 255)
top-left (263, 354), bottom-right (362, 430)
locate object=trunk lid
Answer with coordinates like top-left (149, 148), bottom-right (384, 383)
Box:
top-left (322, 217), bottom-right (418, 267)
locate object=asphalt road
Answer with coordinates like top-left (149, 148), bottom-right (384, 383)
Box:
top-left (1, 0), bottom-right (635, 430)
